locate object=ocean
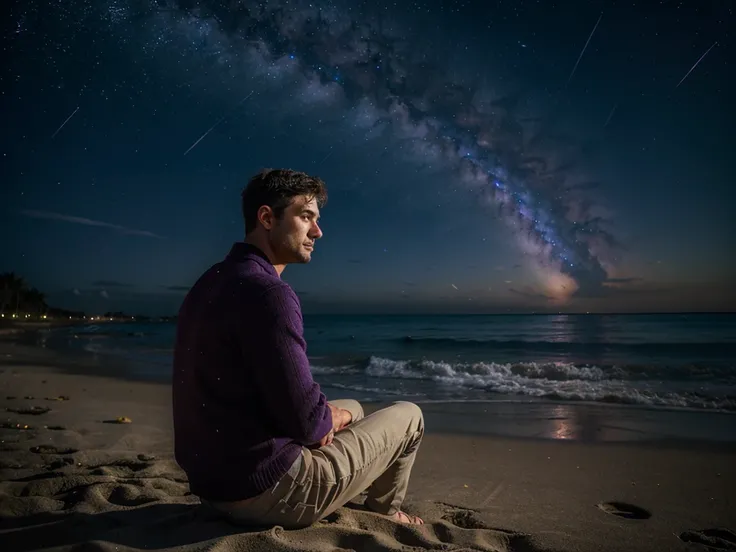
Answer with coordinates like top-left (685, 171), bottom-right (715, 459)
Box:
top-left (35, 313), bottom-right (736, 413)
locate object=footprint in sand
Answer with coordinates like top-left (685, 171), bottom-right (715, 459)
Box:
top-left (296, 501), bottom-right (527, 552)
top-left (596, 501), bottom-right (651, 520)
top-left (4, 455), bottom-right (192, 516)
top-left (88, 459), bottom-right (151, 476)
top-left (30, 445), bottom-right (79, 455)
top-left (679, 528), bottom-right (736, 550)
top-left (6, 406), bottom-right (51, 415)
top-left (105, 485), bottom-right (163, 507)
top-left (0, 459), bottom-right (26, 469)
top-left (434, 501), bottom-right (493, 530)
top-left (46, 457), bottom-right (76, 470)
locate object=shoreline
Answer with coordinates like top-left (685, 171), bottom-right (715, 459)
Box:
top-left (2, 337), bottom-right (736, 446)
top-left (12, 319), bottom-right (736, 412)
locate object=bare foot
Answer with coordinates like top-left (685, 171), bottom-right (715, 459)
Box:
top-left (390, 510), bottom-right (424, 525)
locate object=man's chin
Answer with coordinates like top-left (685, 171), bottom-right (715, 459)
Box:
top-left (295, 250), bottom-right (312, 263)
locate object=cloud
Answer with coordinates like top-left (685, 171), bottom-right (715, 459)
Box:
top-left (163, 285), bottom-right (191, 292)
top-left (92, 280), bottom-right (133, 287)
top-left (20, 210), bottom-right (165, 239)
top-left (508, 286), bottom-right (554, 301)
top-left (604, 277), bottom-right (643, 284)
top-left (570, 276), bottom-right (658, 298)
top-left (600, 285), bottom-right (668, 297)
top-left (48, 288), bottom-right (185, 316)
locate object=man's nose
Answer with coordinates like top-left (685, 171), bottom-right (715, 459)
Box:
top-left (311, 221), bottom-right (323, 239)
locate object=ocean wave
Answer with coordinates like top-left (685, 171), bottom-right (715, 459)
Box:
top-left (325, 382), bottom-right (418, 397)
top-left (310, 356), bottom-right (736, 412)
top-left (311, 364), bottom-right (359, 375)
top-left (343, 356), bottom-right (736, 383)
top-left (398, 336), bottom-right (736, 355)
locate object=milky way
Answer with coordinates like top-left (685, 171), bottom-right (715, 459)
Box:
top-left (16, 0), bottom-right (620, 300)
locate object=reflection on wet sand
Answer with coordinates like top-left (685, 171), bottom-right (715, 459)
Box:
top-left (417, 400), bottom-right (736, 444)
top-left (545, 404), bottom-right (602, 442)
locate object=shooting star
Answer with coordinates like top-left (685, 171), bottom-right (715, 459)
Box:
top-left (51, 107), bottom-right (80, 139)
top-left (317, 148), bottom-right (334, 165)
top-left (566, 12), bottom-right (603, 87)
top-left (603, 103), bottom-right (618, 127)
top-left (676, 41), bottom-right (718, 88)
top-left (183, 91), bottom-right (254, 156)
top-left (21, 209), bottom-right (165, 238)
top-left (451, 284), bottom-right (458, 290)
top-left (183, 116), bottom-right (226, 156)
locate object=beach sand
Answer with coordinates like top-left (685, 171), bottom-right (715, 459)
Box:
top-left (1, 340), bottom-right (735, 552)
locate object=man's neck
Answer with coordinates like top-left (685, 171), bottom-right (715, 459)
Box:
top-left (243, 235), bottom-right (285, 276)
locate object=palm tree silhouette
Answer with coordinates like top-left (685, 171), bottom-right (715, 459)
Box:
top-left (0, 273), bottom-right (47, 317)
top-left (25, 287), bottom-right (48, 316)
top-left (1, 272), bottom-right (26, 316)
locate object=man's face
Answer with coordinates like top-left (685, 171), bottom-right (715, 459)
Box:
top-left (268, 195), bottom-right (323, 265)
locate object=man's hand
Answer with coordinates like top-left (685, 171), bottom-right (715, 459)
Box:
top-left (314, 405), bottom-right (352, 448)
top-left (328, 403), bottom-right (352, 433)
top-left (317, 429), bottom-right (334, 447)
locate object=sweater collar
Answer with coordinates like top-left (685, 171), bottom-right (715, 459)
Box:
top-left (226, 242), bottom-right (278, 277)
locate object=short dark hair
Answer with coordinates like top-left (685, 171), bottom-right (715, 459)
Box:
top-left (241, 168), bottom-right (328, 234)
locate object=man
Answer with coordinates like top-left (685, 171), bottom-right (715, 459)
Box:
top-left (172, 168), bottom-right (425, 528)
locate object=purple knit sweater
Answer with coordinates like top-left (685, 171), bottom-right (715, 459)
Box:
top-left (172, 242), bottom-right (332, 501)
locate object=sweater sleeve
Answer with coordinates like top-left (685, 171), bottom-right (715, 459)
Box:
top-left (242, 283), bottom-right (332, 445)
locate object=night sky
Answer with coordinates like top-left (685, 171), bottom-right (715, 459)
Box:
top-left (3, 0), bottom-right (734, 315)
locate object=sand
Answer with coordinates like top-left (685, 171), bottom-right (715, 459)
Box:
top-left (1, 340), bottom-right (735, 552)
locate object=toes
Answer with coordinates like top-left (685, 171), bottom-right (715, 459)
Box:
top-left (395, 510), bottom-right (423, 525)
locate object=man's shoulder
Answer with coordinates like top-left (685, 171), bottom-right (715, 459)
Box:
top-left (233, 268), bottom-right (299, 313)
top-left (246, 278), bottom-right (297, 304)
top-left (184, 256), bottom-right (300, 319)
top-left (254, 280), bottom-right (301, 316)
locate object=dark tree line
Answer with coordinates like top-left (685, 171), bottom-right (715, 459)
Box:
top-left (0, 272), bottom-right (48, 316)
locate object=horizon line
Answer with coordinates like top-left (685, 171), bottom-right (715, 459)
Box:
top-left (49, 310), bottom-right (736, 318)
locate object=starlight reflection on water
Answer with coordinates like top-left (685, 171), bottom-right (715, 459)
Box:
top-left (546, 404), bottom-right (603, 442)
top-left (550, 404), bottom-right (575, 440)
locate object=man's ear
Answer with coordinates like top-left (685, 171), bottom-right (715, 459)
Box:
top-left (257, 205), bottom-right (275, 230)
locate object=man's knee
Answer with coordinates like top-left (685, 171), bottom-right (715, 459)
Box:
top-left (338, 399), bottom-right (364, 421)
top-left (351, 399), bottom-right (365, 420)
top-left (390, 401), bottom-right (423, 430)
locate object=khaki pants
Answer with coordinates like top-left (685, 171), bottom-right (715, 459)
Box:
top-left (203, 400), bottom-right (424, 529)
